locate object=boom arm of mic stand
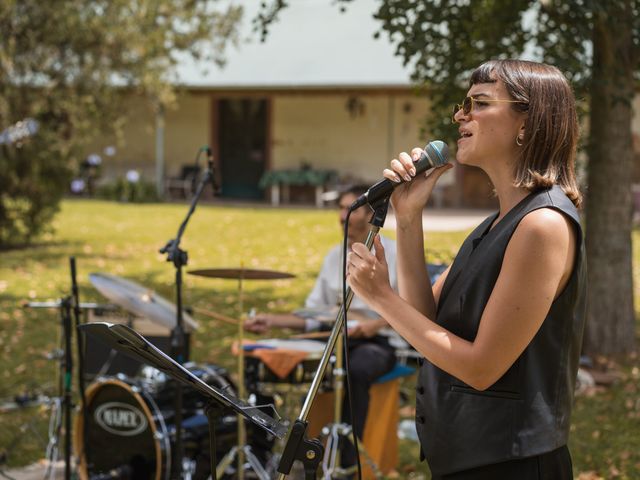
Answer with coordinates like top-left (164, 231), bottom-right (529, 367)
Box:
top-left (159, 166), bottom-right (214, 265)
top-left (276, 197), bottom-right (390, 478)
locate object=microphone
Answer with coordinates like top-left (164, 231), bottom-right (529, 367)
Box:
top-left (350, 140), bottom-right (449, 210)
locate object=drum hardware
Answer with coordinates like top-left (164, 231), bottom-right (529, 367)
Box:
top-left (321, 423), bottom-right (383, 480)
top-left (242, 338), bottom-right (336, 468)
top-left (277, 197), bottom-right (390, 480)
top-left (309, 329), bottom-right (383, 479)
top-left (22, 258), bottom-right (115, 480)
top-left (78, 322), bottom-right (287, 480)
top-left (187, 267), bottom-right (295, 480)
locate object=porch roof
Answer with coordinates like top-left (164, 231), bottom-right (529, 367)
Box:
top-left (175, 0), bottom-right (415, 89)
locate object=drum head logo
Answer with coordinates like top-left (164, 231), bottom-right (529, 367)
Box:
top-left (95, 402), bottom-right (148, 436)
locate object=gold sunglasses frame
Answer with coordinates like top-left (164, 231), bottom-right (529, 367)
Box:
top-left (452, 96), bottom-right (527, 123)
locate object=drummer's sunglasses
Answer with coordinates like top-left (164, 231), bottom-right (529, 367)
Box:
top-left (452, 96), bottom-right (528, 123)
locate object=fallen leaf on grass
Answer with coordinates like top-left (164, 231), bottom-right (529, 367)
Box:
top-left (576, 472), bottom-right (604, 480)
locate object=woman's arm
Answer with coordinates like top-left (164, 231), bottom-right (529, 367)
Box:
top-left (395, 213), bottom-right (450, 319)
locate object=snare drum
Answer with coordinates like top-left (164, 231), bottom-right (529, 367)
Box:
top-left (75, 364), bottom-right (237, 480)
top-left (244, 338), bottom-right (334, 396)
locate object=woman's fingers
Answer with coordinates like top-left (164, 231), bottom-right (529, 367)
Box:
top-left (388, 152), bottom-right (417, 182)
top-left (389, 158), bottom-right (411, 182)
top-left (398, 152), bottom-right (416, 177)
top-left (383, 167), bottom-right (402, 183)
top-left (410, 147), bottom-right (424, 161)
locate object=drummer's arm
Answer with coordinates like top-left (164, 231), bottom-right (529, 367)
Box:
top-left (348, 317), bottom-right (388, 338)
top-left (244, 312), bottom-right (306, 333)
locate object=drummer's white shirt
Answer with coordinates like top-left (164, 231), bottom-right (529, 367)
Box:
top-left (303, 235), bottom-right (407, 348)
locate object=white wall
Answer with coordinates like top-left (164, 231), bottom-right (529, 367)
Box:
top-left (271, 93), bottom-right (432, 183)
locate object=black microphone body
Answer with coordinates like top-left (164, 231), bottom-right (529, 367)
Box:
top-left (350, 140), bottom-right (449, 210)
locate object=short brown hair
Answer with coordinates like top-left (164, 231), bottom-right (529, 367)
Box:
top-left (470, 60), bottom-right (582, 208)
top-left (338, 185), bottom-right (369, 203)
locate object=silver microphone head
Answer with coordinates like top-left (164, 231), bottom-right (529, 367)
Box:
top-left (424, 140), bottom-right (449, 167)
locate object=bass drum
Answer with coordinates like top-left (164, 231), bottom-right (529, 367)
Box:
top-left (75, 364), bottom-right (238, 480)
top-left (74, 377), bottom-right (171, 480)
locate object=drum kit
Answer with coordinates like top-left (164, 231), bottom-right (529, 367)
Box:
top-left (27, 263), bottom-right (329, 480)
top-left (76, 266), bottom-right (303, 480)
top-left (22, 181), bottom-right (398, 480)
top-left (26, 262), bottom-right (387, 480)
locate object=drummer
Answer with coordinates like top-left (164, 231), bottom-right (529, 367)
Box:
top-left (245, 184), bottom-right (399, 468)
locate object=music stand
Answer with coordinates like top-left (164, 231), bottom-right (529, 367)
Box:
top-left (79, 322), bottom-right (288, 479)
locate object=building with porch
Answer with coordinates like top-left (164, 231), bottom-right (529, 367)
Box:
top-left (90, 1), bottom-right (640, 210)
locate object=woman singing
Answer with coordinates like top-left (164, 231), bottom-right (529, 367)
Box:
top-left (347, 60), bottom-right (586, 479)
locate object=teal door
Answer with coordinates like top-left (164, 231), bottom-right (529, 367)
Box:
top-left (217, 98), bottom-right (268, 200)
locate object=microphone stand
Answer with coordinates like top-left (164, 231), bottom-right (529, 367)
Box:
top-left (276, 197), bottom-right (390, 479)
top-left (159, 150), bottom-right (217, 479)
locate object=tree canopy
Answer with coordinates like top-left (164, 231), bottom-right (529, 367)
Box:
top-left (0, 0), bottom-right (243, 246)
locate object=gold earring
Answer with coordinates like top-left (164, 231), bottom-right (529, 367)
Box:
top-left (516, 134), bottom-right (524, 147)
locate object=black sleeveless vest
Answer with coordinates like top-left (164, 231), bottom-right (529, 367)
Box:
top-left (415, 186), bottom-right (586, 476)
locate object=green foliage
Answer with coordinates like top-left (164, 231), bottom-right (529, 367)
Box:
top-left (372, 0), bottom-right (640, 143)
top-left (375, 0), bottom-right (532, 141)
top-left (96, 177), bottom-right (160, 203)
top-left (0, 134), bottom-right (70, 247)
top-left (0, 0), bottom-right (243, 248)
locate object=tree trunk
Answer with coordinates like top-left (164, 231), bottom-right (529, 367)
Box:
top-left (584, 1), bottom-right (636, 356)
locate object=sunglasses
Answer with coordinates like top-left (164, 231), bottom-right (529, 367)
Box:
top-left (452, 96), bottom-right (527, 123)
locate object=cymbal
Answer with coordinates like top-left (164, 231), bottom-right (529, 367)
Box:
top-left (187, 268), bottom-right (295, 280)
top-left (89, 273), bottom-right (198, 332)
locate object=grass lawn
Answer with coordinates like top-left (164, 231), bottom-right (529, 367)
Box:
top-left (0, 199), bottom-right (638, 479)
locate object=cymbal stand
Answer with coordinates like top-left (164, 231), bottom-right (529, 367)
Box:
top-left (320, 332), bottom-right (383, 479)
top-left (61, 295), bottom-right (73, 480)
top-left (159, 148), bottom-right (217, 479)
top-left (277, 197), bottom-right (389, 479)
top-left (236, 273), bottom-right (247, 480)
top-left (69, 256), bottom-right (90, 477)
top-left (214, 273), bottom-right (268, 480)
